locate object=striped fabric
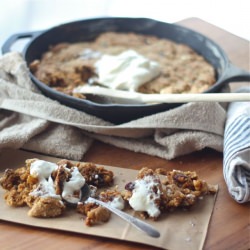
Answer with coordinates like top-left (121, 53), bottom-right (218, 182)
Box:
top-left (223, 87), bottom-right (250, 203)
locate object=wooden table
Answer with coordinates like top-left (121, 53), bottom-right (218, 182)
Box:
top-left (0, 18), bottom-right (249, 250)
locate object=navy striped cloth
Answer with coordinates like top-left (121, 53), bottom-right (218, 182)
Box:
top-left (223, 87), bottom-right (250, 203)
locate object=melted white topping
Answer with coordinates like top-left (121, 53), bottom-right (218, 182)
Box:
top-left (30, 176), bottom-right (60, 199)
top-left (30, 160), bottom-right (60, 199)
top-left (129, 175), bottom-right (161, 217)
top-left (108, 196), bottom-right (125, 210)
top-left (62, 167), bottom-right (85, 203)
top-left (30, 160), bottom-right (58, 180)
top-left (29, 160), bottom-right (85, 202)
top-left (94, 49), bottom-right (161, 91)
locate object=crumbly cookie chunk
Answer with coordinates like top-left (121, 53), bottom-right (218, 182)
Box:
top-left (57, 160), bottom-right (114, 187)
top-left (28, 197), bottom-right (65, 218)
top-left (157, 168), bottom-right (216, 208)
top-left (124, 168), bottom-right (167, 219)
top-left (77, 202), bottom-right (111, 226)
top-left (0, 162), bottom-right (38, 207)
top-left (54, 165), bottom-right (71, 195)
top-left (77, 162), bottom-right (114, 187)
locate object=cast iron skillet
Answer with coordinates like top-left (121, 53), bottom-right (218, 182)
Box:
top-left (2, 17), bottom-right (250, 124)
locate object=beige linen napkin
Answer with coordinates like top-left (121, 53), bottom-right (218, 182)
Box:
top-left (0, 52), bottom-right (226, 160)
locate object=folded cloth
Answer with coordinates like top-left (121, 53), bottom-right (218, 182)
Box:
top-left (223, 87), bottom-right (250, 203)
top-left (0, 52), bottom-right (226, 160)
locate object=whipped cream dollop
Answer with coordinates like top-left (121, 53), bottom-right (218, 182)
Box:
top-left (94, 49), bottom-right (161, 91)
top-left (128, 175), bottom-right (161, 218)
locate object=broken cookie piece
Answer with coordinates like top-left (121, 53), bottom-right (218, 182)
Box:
top-left (77, 202), bottom-right (111, 226)
top-left (124, 168), bottom-right (167, 219)
top-left (28, 197), bottom-right (66, 217)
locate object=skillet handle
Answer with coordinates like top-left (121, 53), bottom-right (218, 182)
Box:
top-left (1, 31), bottom-right (42, 54)
top-left (221, 63), bottom-right (250, 83)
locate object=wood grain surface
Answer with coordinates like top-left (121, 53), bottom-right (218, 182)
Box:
top-left (0, 18), bottom-right (249, 250)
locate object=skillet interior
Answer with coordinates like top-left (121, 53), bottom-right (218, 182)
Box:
top-left (24, 17), bottom-right (229, 124)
